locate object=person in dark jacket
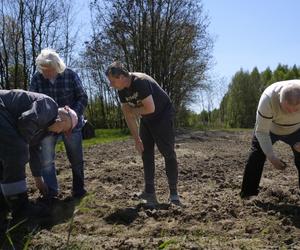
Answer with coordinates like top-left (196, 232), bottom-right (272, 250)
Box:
top-left (0, 89), bottom-right (78, 240)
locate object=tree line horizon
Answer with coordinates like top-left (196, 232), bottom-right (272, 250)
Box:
top-left (1, 0), bottom-right (298, 130)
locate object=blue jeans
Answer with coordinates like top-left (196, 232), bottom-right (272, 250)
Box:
top-left (40, 130), bottom-right (85, 197)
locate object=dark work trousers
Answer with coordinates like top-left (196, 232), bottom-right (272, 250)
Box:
top-left (139, 113), bottom-right (178, 195)
top-left (241, 129), bottom-right (300, 197)
top-left (0, 110), bottom-right (28, 195)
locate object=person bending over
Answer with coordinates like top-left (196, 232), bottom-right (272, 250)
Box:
top-left (241, 80), bottom-right (300, 198)
top-left (0, 89), bottom-right (78, 240)
top-left (106, 61), bottom-right (180, 207)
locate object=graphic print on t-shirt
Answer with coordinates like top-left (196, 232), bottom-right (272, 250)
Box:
top-left (125, 92), bottom-right (143, 107)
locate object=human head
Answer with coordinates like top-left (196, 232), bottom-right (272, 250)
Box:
top-left (105, 61), bottom-right (130, 90)
top-left (280, 82), bottom-right (300, 113)
top-left (36, 48), bottom-right (66, 79)
top-left (48, 106), bottom-right (78, 135)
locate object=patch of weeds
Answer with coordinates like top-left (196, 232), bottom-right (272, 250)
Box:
top-left (159, 228), bottom-right (166, 238)
top-left (63, 241), bottom-right (86, 250)
top-left (158, 238), bottom-right (177, 249)
top-left (194, 228), bottom-right (208, 237)
top-left (4, 218), bottom-right (36, 250)
top-left (260, 226), bottom-right (271, 235)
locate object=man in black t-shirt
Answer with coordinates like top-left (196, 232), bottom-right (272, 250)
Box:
top-left (106, 61), bottom-right (180, 207)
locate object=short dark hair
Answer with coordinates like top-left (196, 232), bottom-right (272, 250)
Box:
top-left (105, 61), bottom-right (129, 77)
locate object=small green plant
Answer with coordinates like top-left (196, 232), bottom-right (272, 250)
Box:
top-left (22, 230), bottom-right (35, 250)
top-left (4, 218), bottom-right (36, 250)
top-left (158, 239), bottom-right (177, 249)
top-left (66, 194), bottom-right (94, 248)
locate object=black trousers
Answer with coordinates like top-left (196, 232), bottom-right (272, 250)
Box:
top-left (139, 113), bottom-right (178, 194)
top-left (241, 130), bottom-right (300, 197)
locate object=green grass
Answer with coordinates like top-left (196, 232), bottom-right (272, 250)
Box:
top-left (56, 129), bottom-right (130, 151)
top-left (56, 127), bottom-right (251, 152)
top-left (83, 129), bottom-right (130, 148)
top-left (214, 128), bottom-right (253, 132)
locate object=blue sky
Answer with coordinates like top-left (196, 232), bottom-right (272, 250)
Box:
top-left (75, 0), bottom-right (300, 112)
top-left (202, 0), bottom-right (300, 81)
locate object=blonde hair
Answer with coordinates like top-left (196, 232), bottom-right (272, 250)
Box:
top-left (36, 48), bottom-right (66, 73)
top-left (280, 82), bottom-right (300, 105)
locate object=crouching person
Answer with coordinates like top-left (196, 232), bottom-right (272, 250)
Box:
top-left (0, 89), bottom-right (78, 243)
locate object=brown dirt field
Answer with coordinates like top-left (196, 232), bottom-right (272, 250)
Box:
top-left (12, 130), bottom-right (300, 249)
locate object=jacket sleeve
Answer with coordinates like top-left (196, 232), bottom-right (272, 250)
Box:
top-left (29, 73), bottom-right (39, 92)
top-left (17, 97), bottom-right (58, 144)
top-left (29, 144), bottom-right (42, 177)
top-left (70, 71), bottom-right (88, 117)
top-left (254, 93), bottom-right (274, 156)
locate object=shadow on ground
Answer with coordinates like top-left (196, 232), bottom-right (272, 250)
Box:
top-left (104, 203), bottom-right (170, 225)
top-left (255, 200), bottom-right (300, 228)
top-left (0, 196), bottom-right (78, 249)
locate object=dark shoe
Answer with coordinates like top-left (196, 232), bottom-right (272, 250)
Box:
top-left (72, 189), bottom-right (87, 199)
top-left (240, 190), bottom-right (259, 199)
top-left (5, 192), bottom-right (50, 223)
top-left (0, 192), bottom-right (9, 246)
top-left (169, 194), bottom-right (183, 206)
top-left (47, 188), bottom-right (59, 198)
top-left (3, 193), bottom-right (51, 248)
top-left (0, 210), bottom-right (8, 247)
top-left (36, 196), bottom-right (59, 207)
top-left (135, 191), bottom-right (158, 208)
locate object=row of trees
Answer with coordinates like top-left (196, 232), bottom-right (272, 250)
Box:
top-left (1, 0), bottom-right (214, 129)
top-left (81, 0), bottom-right (213, 128)
top-left (0, 0), bottom-right (78, 90)
top-left (196, 64), bottom-right (300, 129)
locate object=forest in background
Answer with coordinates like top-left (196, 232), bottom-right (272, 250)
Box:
top-left (195, 64), bottom-right (300, 129)
top-left (1, 0), bottom-right (299, 130)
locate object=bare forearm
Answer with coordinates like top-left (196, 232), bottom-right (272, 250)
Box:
top-left (124, 112), bottom-right (140, 140)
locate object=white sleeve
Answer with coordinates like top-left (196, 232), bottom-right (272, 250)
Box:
top-left (254, 93), bottom-right (274, 156)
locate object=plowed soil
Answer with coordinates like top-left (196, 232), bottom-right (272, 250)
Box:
top-left (15, 130), bottom-right (300, 249)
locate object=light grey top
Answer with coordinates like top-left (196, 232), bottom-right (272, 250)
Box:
top-left (255, 79), bottom-right (300, 156)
